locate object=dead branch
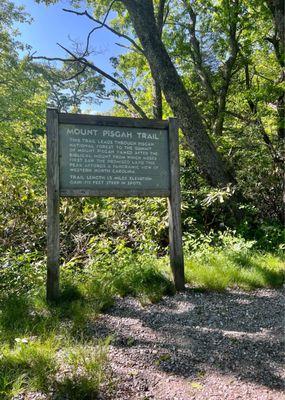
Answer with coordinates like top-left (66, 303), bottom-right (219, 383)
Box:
top-left (63, 65), bottom-right (88, 81)
top-left (63, 8), bottom-right (144, 55)
top-left (33, 43), bottom-right (148, 119)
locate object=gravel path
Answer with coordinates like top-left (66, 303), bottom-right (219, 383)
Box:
top-left (94, 288), bottom-right (285, 400)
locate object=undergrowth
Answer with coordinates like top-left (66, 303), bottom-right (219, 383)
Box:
top-left (185, 250), bottom-right (284, 291)
top-left (183, 231), bottom-right (284, 291)
top-left (0, 289), bottom-right (110, 400)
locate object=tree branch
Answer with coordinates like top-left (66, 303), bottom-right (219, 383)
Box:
top-left (63, 8), bottom-right (144, 55)
top-left (182, 1), bottom-right (216, 99)
top-left (35, 43), bottom-right (148, 119)
top-left (63, 65), bottom-right (88, 81)
top-left (32, 55), bottom-right (75, 63)
top-left (66, 1), bottom-right (118, 57)
top-left (242, 61), bottom-right (284, 163)
top-left (156, 0), bottom-right (166, 37)
top-left (213, 0), bottom-right (241, 135)
top-left (114, 99), bottom-right (134, 113)
top-left (115, 42), bottom-right (142, 55)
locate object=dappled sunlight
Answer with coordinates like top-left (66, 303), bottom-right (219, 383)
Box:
top-left (88, 288), bottom-right (284, 397)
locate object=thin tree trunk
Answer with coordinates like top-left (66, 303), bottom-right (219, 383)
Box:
top-left (150, 0), bottom-right (165, 120)
top-left (151, 66), bottom-right (163, 119)
top-left (265, 0), bottom-right (285, 221)
top-left (266, 0), bottom-right (285, 139)
top-left (266, 0), bottom-right (285, 65)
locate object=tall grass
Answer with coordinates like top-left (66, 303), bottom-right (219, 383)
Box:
top-left (0, 290), bottom-right (110, 399)
top-left (0, 335), bottom-right (109, 400)
top-left (184, 250), bottom-right (284, 291)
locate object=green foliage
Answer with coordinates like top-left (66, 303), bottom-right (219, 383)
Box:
top-left (0, 338), bottom-right (57, 398)
top-left (0, 251), bottom-right (45, 296)
top-left (0, 283), bottom-right (110, 399)
top-left (85, 249), bottom-right (175, 304)
top-left (1, 0), bottom-right (282, 263)
top-left (184, 232), bottom-right (284, 291)
top-left (0, 0), bottom-right (48, 125)
top-left (35, 61), bottom-right (106, 113)
top-left (0, 122), bottom-right (46, 252)
top-left (0, 334), bottom-right (109, 400)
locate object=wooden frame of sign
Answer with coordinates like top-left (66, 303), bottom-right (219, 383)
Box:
top-left (46, 108), bottom-right (184, 301)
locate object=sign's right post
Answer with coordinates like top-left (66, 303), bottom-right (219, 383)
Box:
top-left (168, 118), bottom-right (185, 290)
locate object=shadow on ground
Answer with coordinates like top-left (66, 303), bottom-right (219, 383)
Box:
top-left (90, 289), bottom-right (284, 392)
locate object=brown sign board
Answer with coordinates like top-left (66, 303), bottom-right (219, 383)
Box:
top-left (46, 110), bottom-right (184, 301)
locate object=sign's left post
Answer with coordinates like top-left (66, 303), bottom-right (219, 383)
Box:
top-left (46, 108), bottom-right (60, 301)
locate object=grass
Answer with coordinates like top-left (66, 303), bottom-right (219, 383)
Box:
top-left (184, 248), bottom-right (284, 291)
top-left (73, 251), bottom-right (175, 307)
top-left (0, 291), bottom-right (110, 399)
top-left (0, 239), bottom-right (284, 398)
top-left (0, 335), bottom-right (109, 399)
top-left (0, 338), bottom-right (58, 397)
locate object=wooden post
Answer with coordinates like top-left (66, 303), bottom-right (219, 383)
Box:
top-left (168, 118), bottom-right (185, 290)
top-left (46, 108), bottom-right (60, 301)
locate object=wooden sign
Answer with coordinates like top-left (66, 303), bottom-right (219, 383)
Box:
top-left (47, 109), bottom-right (184, 301)
top-left (59, 121), bottom-right (170, 195)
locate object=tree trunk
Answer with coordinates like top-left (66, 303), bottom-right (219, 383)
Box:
top-left (151, 66), bottom-right (163, 119)
top-left (265, 0), bottom-right (285, 222)
top-left (122, 0), bottom-right (232, 187)
top-left (150, 0), bottom-right (165, 120)
top-left (266, 0), bottom-right (285, 139)
top-left (266, 0), bottom-right (285, 65)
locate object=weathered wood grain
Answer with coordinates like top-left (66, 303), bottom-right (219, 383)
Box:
top-left (167, 118), bottom-right (185, 290)
top-left (60, 188), bottom-right (170, 198)
top-left (58, 113), bottom-right (168, 129)
top-left (47, 108), bottom-right (60, 301)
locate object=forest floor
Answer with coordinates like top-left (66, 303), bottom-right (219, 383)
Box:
top-left (94, 287), bottom-right (285, 400)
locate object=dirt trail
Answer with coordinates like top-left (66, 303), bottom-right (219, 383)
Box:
top-left (94, 288), bottom-right (285, 400)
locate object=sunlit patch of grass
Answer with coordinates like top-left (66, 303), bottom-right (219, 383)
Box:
top-left (0, 333), bottom-right (110, 400)
top-left (0, 252), bottom-right (175, 399)
top-left (0, 337), bottom-right (58, 399)
top-left (0, 294), bottom-right (58, 344)
top-left (55, 340), bottom-right (110, 400)
top-left (0, 286), bottom-right (110, 399)
top-left (184, 249), bottom-right (284, 291)
top-left (85, 253), bottom-right (175, 305)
